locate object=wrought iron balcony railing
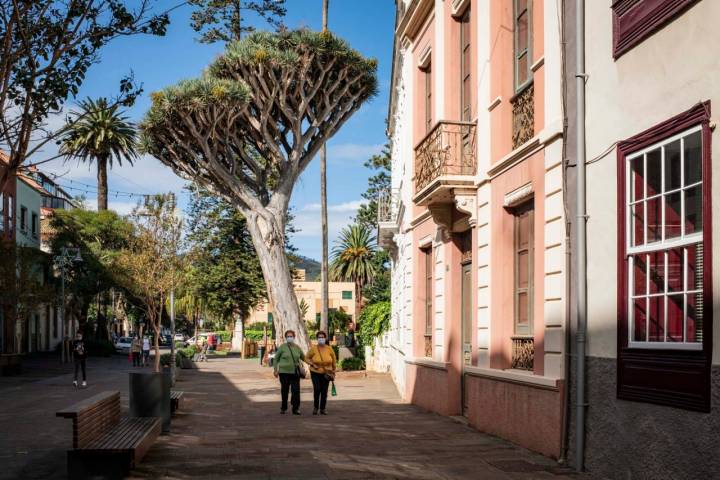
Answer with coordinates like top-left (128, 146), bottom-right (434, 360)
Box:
top-left (414, 120), bottom-right (477, 194)
top-left (377, 188), bottom-right (399, 225)
top-left (511, 336), bottom-right (534, 371)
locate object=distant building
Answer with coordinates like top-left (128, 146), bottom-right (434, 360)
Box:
top-left (20, 167), bottom-right (74, 253)
top-left (247, 269), bottom-right (356, 334)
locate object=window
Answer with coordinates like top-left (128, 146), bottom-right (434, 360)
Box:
top-left (31, 212), bottom-right (38, 237)
top-left (7, 195), bottom-right (13, 235)
top-left (612, 0), bottom-right (700, 59)
top-left (342, 290), bottom-right (352, 300)
top-left (424, 62), bottom-right (432, 133)
top-left (513, 0), bottom-right (532, 92)
top-left (617, 102), bottom-right (712, 412)
top-left (422, 247), bottom-right (433, 357)
top-left (511, 202), bottom-right (534, 371)
top-left (267, 312), bottom-right (273, 323)
top-left (459, 8), bottom-right (472, 121)
top-left (626, 128), bottom-right (703, 348)
top-left (514, 202), bottom-right (534, 336)
top-left (20, 206), bottom-right (27, 231)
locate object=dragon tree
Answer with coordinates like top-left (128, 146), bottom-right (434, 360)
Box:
top-left (141, 30), bottom-right (377, 349)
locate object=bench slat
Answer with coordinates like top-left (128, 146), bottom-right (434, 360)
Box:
top-left (56, 391), bottom-right (120, 418)
top-left (82, 418), bottom-right (160, 452)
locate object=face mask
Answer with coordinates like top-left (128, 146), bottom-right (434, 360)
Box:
top-left (318, 338), bottom-right (326, 345)
top-left (286, 337), bottom-right (295, 343)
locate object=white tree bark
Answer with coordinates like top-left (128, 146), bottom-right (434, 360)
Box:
top-left (244, 205), bottom-right (309, 351)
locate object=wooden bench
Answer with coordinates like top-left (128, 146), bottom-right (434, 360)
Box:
top-left (56, 391), bottom-right (160, 479)
top-left (170, 390), bottom-right (184, 415)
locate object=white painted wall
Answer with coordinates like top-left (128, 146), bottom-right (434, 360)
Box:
top-left (583, 0), bottom-right (720, 364)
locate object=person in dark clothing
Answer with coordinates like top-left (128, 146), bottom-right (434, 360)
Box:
top-left (72, 332), bottom-right (87, 387)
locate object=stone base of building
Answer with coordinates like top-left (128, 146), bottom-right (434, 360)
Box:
top-left (464, 374), bottom-right (563, 459)
top-left (404, 362), bottom-right (564, 459)
top-left (570, 356), bottom-right (720, 479)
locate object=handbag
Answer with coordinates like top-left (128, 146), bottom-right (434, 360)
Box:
top-left (287, 343), bottom-right (306, 379)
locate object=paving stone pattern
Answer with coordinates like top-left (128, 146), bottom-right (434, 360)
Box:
top-left (0, 354), bottom-right (601, 479)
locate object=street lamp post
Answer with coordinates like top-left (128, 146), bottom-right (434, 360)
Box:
top-left (54, 247), bottom-right (82, 363)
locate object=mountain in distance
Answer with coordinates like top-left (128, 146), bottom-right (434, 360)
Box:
top-left (292, 255), bottom-right (321, 281)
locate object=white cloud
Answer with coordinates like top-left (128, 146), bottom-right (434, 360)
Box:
top-left (300, 200), bottom-right (364, 213)
top-left (327, 143), bottom-right (384, 163)
top-left (292, 200), bottom-right (362, 238)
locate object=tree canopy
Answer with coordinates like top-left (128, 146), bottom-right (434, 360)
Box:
top-left (355, 144), bottom-right (391, 229)
top-left (0, 0), bottom-right (170, 189)
top-left (141, 29), bottom-right (378, 349)
top-left (189, 0), bottom-right (287, 44)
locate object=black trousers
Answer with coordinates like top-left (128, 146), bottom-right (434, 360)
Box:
top-left (132, 352), bottom-right (140, 367)
top-left (311, 372), bottom-right (330, 410)
top-left (74, 359), bottom-right (86, 381)
top-left (279, 373), bottom-right (300, 412)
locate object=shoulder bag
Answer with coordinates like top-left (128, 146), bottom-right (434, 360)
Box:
top-left (287, 344), bottom-right (306, 379)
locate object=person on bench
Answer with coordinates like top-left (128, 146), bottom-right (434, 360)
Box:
top-left (72, 331), bottom-right (87, 388)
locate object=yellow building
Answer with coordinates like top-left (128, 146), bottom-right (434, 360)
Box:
top-left (248, 270), bottom-right (356, 327)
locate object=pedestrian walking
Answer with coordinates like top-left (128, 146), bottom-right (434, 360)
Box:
top-left (72, 331), bottom-right (87, 387)
top-left (198, 339), bottom-right (209, 362)
top-left (305, 331), bottom-right (337, 415)
top-left (131, 335), bottom-right (142, 367)
top-left (142, 335), bottom-right (151, 367)
top-left (273, 330), bottom-right (306, 415)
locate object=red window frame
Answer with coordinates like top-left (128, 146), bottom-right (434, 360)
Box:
top-left (612, 0), bottom-right (701, 59)
top-left (617, 102), bottom-right (713, 411)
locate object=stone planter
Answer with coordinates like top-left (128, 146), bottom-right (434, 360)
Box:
top-left (129, 370), bottom-right (171, 434)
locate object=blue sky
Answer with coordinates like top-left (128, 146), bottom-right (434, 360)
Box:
top-left (36, 0), bottom-right (395, 260)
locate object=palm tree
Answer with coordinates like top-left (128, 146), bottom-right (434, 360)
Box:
top-left (60, 98), bottom-right (138, 211)
top-left (330, 224), bottom-right (377, 321)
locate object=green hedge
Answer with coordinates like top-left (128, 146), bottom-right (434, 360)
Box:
top-left (339, 357), bottom-right (365, 371)
top-left (218, 331), bottom-right (232, 343)
top-left (244, 330), bottom-right (265, 341)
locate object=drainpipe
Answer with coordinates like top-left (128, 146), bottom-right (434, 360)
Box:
top-left (574, 0), bottom-right (587, 472)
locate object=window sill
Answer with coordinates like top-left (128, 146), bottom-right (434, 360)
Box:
top-left (405, 357), bottom-right (450, 371)
top-left (464, 365), bottom-right (560, 390)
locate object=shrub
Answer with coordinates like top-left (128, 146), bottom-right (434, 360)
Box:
top-left (218, 331), bottom-right (232, 343)
top-left (174, 341), bottom-right (185, 350)
top-left (180, 346), bottom-right (197, 359)
top-left (160, 353), bottom-right (172, 367)
top-left (358, 301), bottom-right (390, 351)
top-left (244, 329), bottom-right (265, 341)
top-left (246, 321), bottom-right (271, 331)
top-left (339, 357), bottom-right (365, 371)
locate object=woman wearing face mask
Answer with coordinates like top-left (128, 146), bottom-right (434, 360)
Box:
top-left (305, 331), bottom-right (337, 415)
top-left (273, 330), bottom-right (306, 415)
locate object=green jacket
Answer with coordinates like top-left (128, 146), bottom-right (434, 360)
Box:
top-left (273, 343), bottom-right (305, 375)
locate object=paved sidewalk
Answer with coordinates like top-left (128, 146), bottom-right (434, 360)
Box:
top-left (133, 358), bottom-right (590, 480)
top-left (1, 355), bottom-right (596, 479)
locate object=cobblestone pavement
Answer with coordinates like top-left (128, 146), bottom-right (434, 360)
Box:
top-left (1, 354), bottom-right (600, 480)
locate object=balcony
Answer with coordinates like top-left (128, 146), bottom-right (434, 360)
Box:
top-left (413, 120), bottom-right (477, 206)
top-left (377, 188), bottom-right (400, 250)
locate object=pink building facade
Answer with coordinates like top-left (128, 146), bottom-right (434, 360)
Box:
top-left (375, 0), bottom-right (568, 459)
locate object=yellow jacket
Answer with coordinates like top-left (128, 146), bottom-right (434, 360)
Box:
top-left (305, 345), bottom-right (336, 374)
